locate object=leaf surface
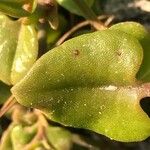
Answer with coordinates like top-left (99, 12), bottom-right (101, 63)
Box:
top-left (110, 22), bottom-right (150, 82)
top-left (0, 123), bottom-right (15, 150)
top-left (46, 126), bottom-right (72, 150)
top-left (56, 0), bottom-right (94, 16)
top-left (11, 125), bottom-right (36, 150)
top-left (11, 28), bottom-right (150, 142)
top-left (0, 14), bottom-right (38, 85)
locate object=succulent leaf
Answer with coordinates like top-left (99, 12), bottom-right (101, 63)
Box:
top-left (11, 26), bottom-right (150, 142)
top-left (46, 126), bottom-right (72, 150)
top-left (0, 124), bottom-right (15, 150)
top-left (11, 125), bottom-right (36, 150)
top-left (0, 14), bottom-right (38, 85)
top-left (110, 22), bottom-right (150, 82)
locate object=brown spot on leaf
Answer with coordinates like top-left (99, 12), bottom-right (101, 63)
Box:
top-left (116, 50), bottom-right (122, 56)
top-left (73, 50), bottom-right (80, 57)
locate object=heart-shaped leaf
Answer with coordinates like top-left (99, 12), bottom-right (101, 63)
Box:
top-left (0, 0), bottom-right (37, 18)
top-left (0, 14), bottom-right (38, 85)
top-left (56, 0), bottom-right (94, 17)
top-left (11, 24), bottom-right (150, 142)
top-left (110, 22), bottom-right (150, 82)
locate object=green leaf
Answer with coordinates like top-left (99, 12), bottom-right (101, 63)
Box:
top-left (0, 0), bottom-right (37, 18)
top-left (110, 22), bottom-right (150, 82)
top-left (0, 81), bottom-right (11, 104)
top-left (0, 14), bottom-right (38, 85)
top-left (11, 27), bottom-right (150, 142)
top-left (56, 0), bottom-right (94, 16)
top-left (0, 123), bottom-right (15, 150)
top-left (0, 123), bottom-right (37, 150)
top-left (46, 126), bottom-right (72, 150)
top-left (11, 125), bottom-right (36, 150)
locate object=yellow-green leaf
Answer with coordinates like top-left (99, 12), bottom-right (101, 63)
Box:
top-left (11, 25), bottom-right (150, 142)
top-left (0, 14), bottom-right (38, 85)
top-left (46, 126), bottom-right (72, 150)
top-left (11, 125), bottom-right (36, 150)
top-left (0, 123), bottom-right (15, 150)
top-left (110, 22), bottom-right (150, 82)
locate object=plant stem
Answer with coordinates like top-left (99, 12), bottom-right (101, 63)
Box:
top-left (56, 15), bottom-right (111, 46)
top-left (73, 0), bottom-right (106, 30)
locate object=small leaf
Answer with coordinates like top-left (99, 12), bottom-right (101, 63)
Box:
top-left (110, 22), bottom-right (150, 82)
top-left (0, 123), bottom-right (15, 150)
top-left (56, 0), bottom-right (94, 16)
top-left (11, 28), bottom-right (150, 142)
top-left (0, 0), bottom-right (37, 18)
top-left (0, 14), bottom-right (38, 85)
top-left (11, 125), bottom-right (36, 150)
top-left (0, 123), bottom-right (37, 150)
top-left (11, 23), bottom-right (38, 84)
top-left (0, 81), bottom-right (11, 104)
top-left (46, 126), bottom-right (72, 150)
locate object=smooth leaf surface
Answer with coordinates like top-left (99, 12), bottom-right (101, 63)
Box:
top-left (0, 14), bottom-right (38, 85)
top-left (0, 0), bottom-right (37, 18)
top-left (46, 126), bottom-right (72, 150)
top-left (56, 0), bottom-right (94, 16)
top-left (110, 22), bottom-right (150, 82)
top-left (11, 27), bottom-right (150, 142)
top-left (0, 82), bottom-right (11, 104)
